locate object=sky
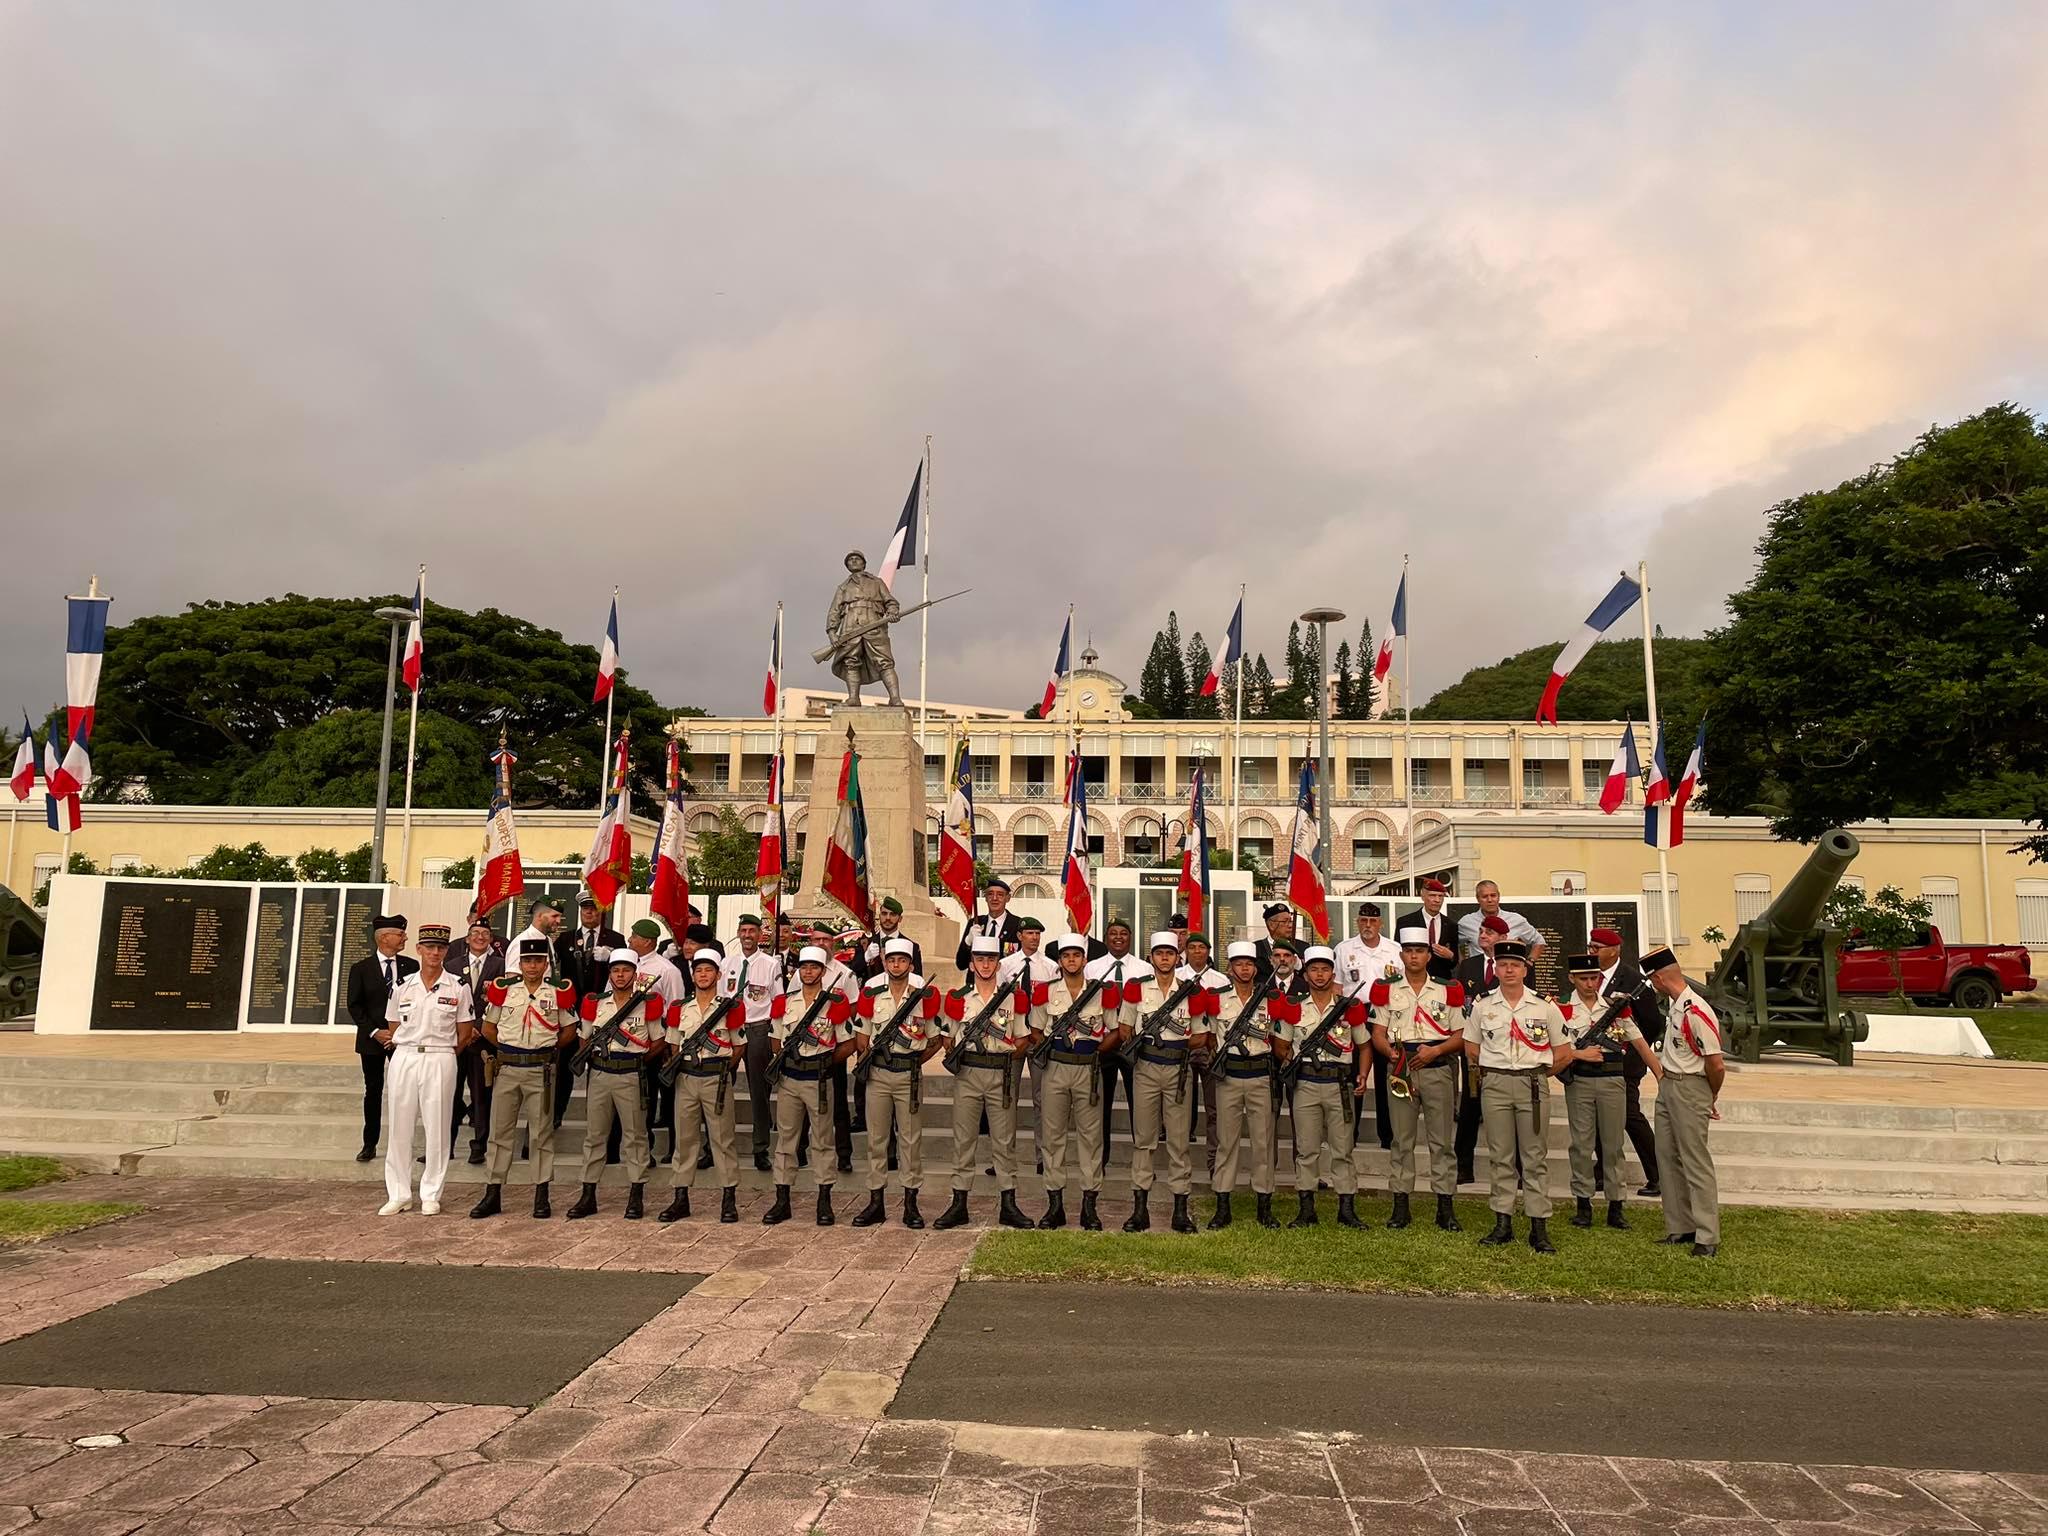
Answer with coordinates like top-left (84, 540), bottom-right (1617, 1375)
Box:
top-left (3, 2), bottom-right (2044, 720)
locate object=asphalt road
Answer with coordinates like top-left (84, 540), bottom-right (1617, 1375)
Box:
top-left (893, 1281), bottom-right (2048, 1472)
top-left (0, 1258), bottom-right (699, 1407)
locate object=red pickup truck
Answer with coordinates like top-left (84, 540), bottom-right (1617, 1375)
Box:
top-left (1835, 927), bottom-right (2036, 1009)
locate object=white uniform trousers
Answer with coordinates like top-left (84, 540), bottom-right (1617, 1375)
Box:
top-left (384, 1046), bottom-right (457, 1205)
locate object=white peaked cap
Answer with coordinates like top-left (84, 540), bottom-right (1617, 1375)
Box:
top-left (1302, 944), bottom-right (1336, 965)
top-left (883, 937), bottom-right (916, 957)
top-left (1055, 933), bottom-right (1090, 953)
top-left (798, 946), bottom-right (829, 966)
top-left (1397, 927), bottom-right (1431, 945)
top-left (970, 936), bottom-right (1002, 955)
top-left (1226, 941), bottom-right (1258, 961)
top-left (1149, 931), bottom-right (1181, 951)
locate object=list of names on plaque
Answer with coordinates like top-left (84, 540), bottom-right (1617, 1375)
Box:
top-left (291, 886), bottom-right (342, 1026)
top-left (246, 888), bottom-right (297, 1025)
top-left (92, 881), bottom-right (250, 1031)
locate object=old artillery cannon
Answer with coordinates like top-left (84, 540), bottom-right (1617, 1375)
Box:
top-left (0, 885), bottom-right (44, 1024)
top-left (1704, 828), bottom-right (1868, 1065)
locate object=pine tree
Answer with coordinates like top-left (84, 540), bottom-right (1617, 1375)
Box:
top-left (1333, 640), bottom-right (1356, 718)
top-left (1351, 615), bottom-right (1378, 718)
top-left (1183, 629), bottom-right (1218, 719)
top-left (1249, 654), bottom-right (1276, 718)
top-left (1162, 611), bottom-right (1189, 716)
top-left (1139, 628), bottom-right (1172, 715)
top-left (1268, 622), bottom-right (1313, 719)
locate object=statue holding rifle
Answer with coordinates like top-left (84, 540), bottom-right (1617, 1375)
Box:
top-left (818, 552), bottom-right (968, 708)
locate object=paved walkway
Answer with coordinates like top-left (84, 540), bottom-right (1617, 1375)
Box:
top-left (3, 1176), bottom-right (2047, 1535)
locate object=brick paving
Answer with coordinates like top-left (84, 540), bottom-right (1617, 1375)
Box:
top-left (2, 1175), bottom-right (2045, 1535)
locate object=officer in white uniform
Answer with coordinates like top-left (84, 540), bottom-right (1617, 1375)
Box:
top-left (377, 923), bottom-right (472, 1216)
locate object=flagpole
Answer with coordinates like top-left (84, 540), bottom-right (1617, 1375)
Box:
top-left (1639, 560), bottom-right (1675, 946)
top-left (1402, 554), bottom-right (1414, 894)
top-left (598, 584), bottom-right (618, 834)
top-left (5, 801), bottom-right (16, 894)
top-left (398, 565), bottom-right (424, 884)
top-left (917, 434), bottom-right (932, 754)
top-left (771, 601), bottom-right (786, 920)
top-left (1229, 585), bottom-right (1243, 865)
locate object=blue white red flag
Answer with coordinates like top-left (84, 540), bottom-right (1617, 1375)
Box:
top-left (1177, 765), bottom-right (1211, 934)
top-left (876, 463), bottom-right (921, 592)
top-left (649, 737), bottom-right (691, 935)
top-left (401, 574), bottom-right (425, 694)
top-left (1599, 723), bottom-right (1639, 815)
top-left (43, 736), bottom-right (79, 833)
top-left (822, 744), bottom-right (873, 925)
top-left (65, 595), bottom-right (110, 744)
top-left (593, 599), bottom-right (620, 704)
top-left (1286, 761), bottom-right (1330, 942)
top-left (1538, 573), bottom-right (1640, 724)
top-left (938, 741), bottom-right (978, 915)
top-left (582, 734), bottom-right (633, 907)
top-left (1061, 748), bottom-right (1093, 934)
top-left (45, 731), bottom-right (90, 802)
top-left (1374, 570), bottom-right (1406, 684)
top-left (755, 754), bottom-right (787, 919)
top-left (476, 740), bottom-right (525, 916)
top-left (762, 615), bottom-right (780, 716)
top-left (1643, 724), bottom-right (1675, 849)
top-left (1040, 616), bottom-right (1071, 716)
top-left (9, 717), bottom-right (35, 803)
top-left (1671, 720), bottom-right (1706, 845)
top-left (1199, 599), bottom-right (1243, 697)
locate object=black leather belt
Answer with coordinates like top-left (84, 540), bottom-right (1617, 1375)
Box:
top-left (1049, 1048), bottom-right (1099, 1067)
top-left (1299, 1065), bottom-right (1350, 1083)
top-left (1223, 1058), bottom-right (1273, 1079)
top-left (592, 1054), bottom-right (650, 1073)
top-left (780, 1058), bottom-right (831, 1081)
top-left (680, 1062), bottom-right (728, 1079)
top-left (1138, 1043), bottom-right (1190, 1066)
top-left (497, 1047), bottom-right (554, 1067)
top-left (1488, 1066), bottom-right (1541, 1077)
top-left (1573, 1066), bottom-right (1625, 1078)
top-left (872, 1052), bottom-right (922, 1073)
top-left (958, 1051), bottom-right (1011, 1071)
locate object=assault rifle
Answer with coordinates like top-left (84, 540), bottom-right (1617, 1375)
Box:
top-left (570, 985), bottom-right (659, 1075)
top-left (942, 984), bottom-right (1020, 1074)
top-left (1210, 972), bottom-right (1278, 1071)
top-left (852, 983), bottom-right (936, 1112)
top-left (1556, 990), bottom-right (1636, 1087)
top-left (764, 987), bottom-right (841, 1088)
top-left (1114, 975), bottom-right (1203, 1065)
top-left (1027, 976), bottom-right (1109, 1067)
top-left (1276, 979), bottom-right (1372, 1097)
top-left (656, 991), bottom-right (744, 1089)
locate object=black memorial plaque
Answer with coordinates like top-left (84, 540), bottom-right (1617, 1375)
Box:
top-left (339, 887), bottom-right (382, 977)
top-left (245, 887), bottom-right (298, 1025)
top-left (92, 881), bottom-right (250, 1030)
top-left (291, 886), bottom-right (342, 1025)
top-left (1591, 903), bottom-right (1642, 969)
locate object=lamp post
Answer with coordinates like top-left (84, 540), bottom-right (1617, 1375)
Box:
top-left (1300, 606), bottom-right (1346, 887)
top-left (370, 604), bottom-right (418, 883)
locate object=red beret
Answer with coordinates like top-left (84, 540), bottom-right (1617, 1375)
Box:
top-left (1422, 878), bottom-right (1449, 893)
top-left (1589, 928), bottom-right (1623, 947)
top-left (1480, 915), bottom-right (1511, 935)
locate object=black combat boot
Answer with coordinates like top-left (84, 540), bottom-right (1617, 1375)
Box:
top-left (1607, 1201), bottom-right (1627, 1230)
top-left (1478, 1212), bottom-right (1514, 1246)
top-left (850, 1189), bottom-right (887, 1227)
top-left (1290, 1191), bottom-right (1318, 1228)
top-left (902, 1190), bottom-right (925, 1229)
top-left (999, 1191), bottom-right (1033, 1230)
top-left (816, 1187), bottom-right (834, 1226)
top-left (719, 1186), bottom-right (738, 1223)
top-left (1207, 1192), bottom-right (1233, 1230)
top-left (1038, 1192), bottom-right (1067, 1230)
top-left (1528, 1217), bottom-right (1556, 1254)
top-left (1255, 1193), bottom-right (1279, 1229)
top-left (761, 1184), bottom-right (793, 1225)
top-left (1387, 1193), bottom-right (1411, 1229)
top-left (1335, 1195), bottom-right (1366, 1230)
top-left (1122, 1189), bottom-right (1151, 1233)
top-left (532, 1182), bottom-right (551, 1219)
top-left (658, 1187), bottom-right (690, 1223)
top-left (1079, 1191), bottom-right (1102, 1231)
top-left (697, 1144), bottom-right (714, 1171)
top-left (1435, 1194), bottom-right (1460, 1231)
top-left (1571, 1197), bottom-right (1594, 1229)
top-left (933, 1191), bottom-right (971, 1230)
top-left (566, 1182), bottom-right (599, 1220)
top-left (624, 1183), bottom-right (645, 1220)
top-left (1170, 1195), bottom-right (1197, 1234)
top-left (1657, 1231), bottom-right (1695, 1245)
top-left (468, 1184), bottom-right (502, 1220)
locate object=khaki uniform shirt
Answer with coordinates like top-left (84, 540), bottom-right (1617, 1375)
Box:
top-left (1658, 986), bottom-right (1722, 1075)
top-left (772, 984), bottom-right (854, 1060)
top-left (485, 977), bottom-right (575, 1050)
top-left (1286, 990), bottom-right (1372, 1066)
top-left (1126, 973), bottom-right (1199, 1045)
top-left (1471, 990), bottom-right (1565, 1071)
top-left (1215, 985), bottom-right (1284, 1060)
top-left (860, 975), bottom-right (941, 1051)
top-left (1557, 997), bottom-right (1643, 1048)
top-left (1372, 976), bottom-right (1466, 1045)
top-left (580, 989), bottom-right (666, 1055)
top-left (667, 991), bottom-right (745, 1059)
top-left (1040, 973), bottom-right (1120, 1047)
top-left (947, 981), bottom-right (1034, 1050)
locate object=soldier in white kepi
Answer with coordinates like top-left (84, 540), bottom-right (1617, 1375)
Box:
top-left (658, 950), bottom-right (747, 1225)
top-left (1029, 933), bottom-right (1125, 1230)
top-left (761, 945), bottom-right (857, 1226)
top-left (1121, 931), bottom-right (1216, 1234)
top-left (567, 953), bottom-right (667, 1221)
top-left (1466, 939), bottom-right (1566, 1252)
top-left (1371, 928), bottom-right (1467, 1232)
top-left (376, 923), bottom-right (473, 1217)
top-left (1207, 940), bottom-right (1290, 1230)
top-left (934, 935), bottom-right (1039, 1231)
top-left (1280, 944), bottom-right (1369, 1230)
top-left (850, 937), bottom-right (945, 1229)
top-left (1644, 946), bottom-right (1726, 1257)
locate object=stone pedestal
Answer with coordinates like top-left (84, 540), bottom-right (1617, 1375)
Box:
top-left (794, 705), bottom-right (959, 977)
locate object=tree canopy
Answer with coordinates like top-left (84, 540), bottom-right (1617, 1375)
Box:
top-left (1417, 636), bottom-right (1713, 742)
top-left (73, 595), bottom-right (703, 810)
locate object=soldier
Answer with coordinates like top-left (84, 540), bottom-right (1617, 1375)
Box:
top-left (1644, 946), bottom-right (1724, 1257)
top-left (1371, 929), bottom-right (1468, 1231)
top-left (1178, 932), bottom-right (1227, 1174)
top-left (850, 937), bottom-right (945, 1228)
top-left (1252, 902), bottom-right (1298, 979)
top-left (469, 937), bottom-right (577, 1220)
top-left (1001, 916), bottom-right (1061, 1174)
top-left (720, 914), bottom-right (786, 1172)
top-left (1467, 939), bottom-right (1564, 1252)
top-left (934, 936), bottom-right (1038, 1230)
top-left (1281, 945), bottom-right (1369, 1230)
top-left (1591, 926), bottom-right (1660, 1197)
top-left (826, 549), bottom-right (905, 706)
top-left (1032, 933), bottom-right (1124, 1230)
top-left (566, 954), bottom-right (666, 1221)
top-left (761, 946), bottom-right (857, 1226)
top-left (1208, 940), bottom-right (1289, 1230)
top-left (375, 923), bottom-right (472, 1217)
top-left (659, 951), bottom-right (746, 1225)
top-left (1122, 931), bottom-right (1215, 1234)
top-left (1453, 915), bottom-right (1510, 1185)
top-left (452, 919), bottom-right (503, 1165)
top-left (954, 876), bottom-right (1023, 968)
top-left (855, 895), bottom-right (924, 979)
top-left (1558, 953), bottom-right (1659, 1230)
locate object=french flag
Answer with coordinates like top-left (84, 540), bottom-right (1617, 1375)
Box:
top-left (1177, 765), bottom-right (1210, 934)
top-left (1060, 748), bottom-right (1093, 934)
top-left (937, 742), bottom-right (978, 915)
top-left (1599, 723), bottom-right (1640, 815)
top-left (755, 754), bottom-right (787, 919)
top-left (45, 731), bottom-right (90, 802)
top-left (1373, 570), bottom-right (1406, 684)
top-left (476, 741), bottom-right (525, 916)
top-left (1199, 599), bottom-right (1242, 697)
top-left (1040, 615), bottom-right (1071, 716)
top-left (582, 736), bottom-right (634, 907)
top-left (1671, 720), bottom-right (1706, 845)
top-left (1286, 760), bottom-right (1330, 942)
top-left (593, 598), bottom-right (620, 703)
top-left (64, 594), bottom-right (110, 744)
top-left (876, 462), bottom-right (922, 592)
top-left (762, 615), bottom-right (780, 716)
top-left (649, 737), bottom-right (691, 935)
top-left (401, 574), bottom-right (424, 694)
top-left (43, 736), bottom-right (79, 834)
top-left (1642, 724), bottom-right (1675, 849)
top-left (1537, 573), bottom-right (1640, 724)
top-left (10, 717), bottom-right (38, 802)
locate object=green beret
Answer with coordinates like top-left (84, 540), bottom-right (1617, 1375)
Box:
top-left (1269, 938), bottom-right (1300, 957)
top-left (880, 895), bottom-right (904, 915)
top-left (1017, 916), bottom-right (1045, 932)
top-left (735, 913), bottom-right (762, 928)
top-left (630, 919), bottom-right (661, 941)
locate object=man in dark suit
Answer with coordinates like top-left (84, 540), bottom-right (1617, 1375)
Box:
top-left (855, 896), bottom-right (925, 980)
top-left (1414, 878), bottom-right (1458, 981)
top-left (954, 877), bottom-right (1023, 969)
top-left (451, 919), bottom-right (505, 1164)
top-left (1252, 903), bottom-right (1299, 980)
top-left (345, 914), bottom-right (417, 1162)
top-left (1452, 915), bottom-right (1510, 1185)
top-left (567, 895), bottom-right (627, 999)
top-left (1590, 926), bottom-right (1659, 1196)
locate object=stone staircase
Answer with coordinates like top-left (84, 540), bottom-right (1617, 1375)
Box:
top-left (3, 1052), bottom-right (2047, 1211)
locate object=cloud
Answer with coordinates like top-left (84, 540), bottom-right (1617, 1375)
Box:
top-left (2, 2), bottom-right (2043, 728)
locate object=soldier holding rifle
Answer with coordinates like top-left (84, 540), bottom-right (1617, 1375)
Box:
top-left (761, 946), bottom-right (857, 1227)
top-left (566, 954), bottom-right (666, 1222)
top-left (1121, 932), bottom-right (1217, 1234)
top-left (934, 936), bottom-right (1039, 1232)
top-left (657, 951), bottom-right (747, 1225)
top-left (1029, 933), bottom-right (1124, 1231)
top-left (1558, 953), bottom-right (1660, 1231)
top-left (1207, 941), bottom-right (1289, 1230)
top-left (849, 938), bottom-right (945, 1229)
top-left (1280, 945), bottom-right (1369, 1231)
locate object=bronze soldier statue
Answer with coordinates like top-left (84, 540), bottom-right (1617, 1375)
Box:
top-left (826, 551), bottom-right (904, 706)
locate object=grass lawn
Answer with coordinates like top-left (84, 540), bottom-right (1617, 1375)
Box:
top-left (0, 1154), bottom-right (142, 1247)
top-left (1960, 1008), bottom-right (2048, 1063)
top-left (968, 1194), bottom-right (2048, 1316)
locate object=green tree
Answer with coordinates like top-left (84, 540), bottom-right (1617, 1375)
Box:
top-left (1138, 627), bottom-right (1174, 715)
top-left (1182, 630), bottom-right (1218, 720)
top-left (34, 853), bottom-right (100, 906)
top-left (1418, 637), bottom-right (1714, 738)
top-left (1349, 616), bottom-right (1379, 719)
top-left (440, 856), bottom-right (476, 891)
top-left (184, 842), bottom-right (295, 882)
top-left (1247, 654), bottom-right (1276, 718)
top-left (1269, 623), bottom-right (1313, 719)
top-left (1825, 884), bottom-right (1936, 1005)
top-left (1704, 404), bottom-right (2048, 854)
top-left (81, 595), bottom-right (701, 810)
top-left (1162, 611), bottom-right (1189, 716)
top-left (689, 805), bottom-right (758, 886)
top-left (293, 843), bottom-right (379, 882)
top-left (1332, 640), bottom-right (1356, 718)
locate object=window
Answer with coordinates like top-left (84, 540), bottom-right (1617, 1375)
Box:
top-left (972, 763), bottom-right (997, 794)
top-left (109, 854), bottom-right (142, 874)
top-left (1837, 874), bottom-right (1865, 897)
top-left (1086, 833), bottom-right (1105, 859)
top-left (1349, 762), bottom-right (1375, 793)
top-left (1240, 837), bottom-right (1274, 867)
top-left (1409, 760), bottom-right (1433, 794)
top-left (1549, 870), bottom-right (1586, 896)
top-left (1352, 839), bottom-right (1389, 874)
top-left (32, 855), bottom-right (60, 895)
top-left (1641, 872), bottom-right (1682, 945)
top-left (2018, 880), bottom-right (2048, 946)
top-left (421, 857), bottom-right (454, 889)
top-left (1921, 877), bottom-right (1962, 941)
top-left (791, 831), bottom-right (807, 864)
top-left (1734, 874), bottom-right (1772, 924)
top-left (1521, 762), bottom-right (1547, 794)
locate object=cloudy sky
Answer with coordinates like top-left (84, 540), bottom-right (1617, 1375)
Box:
top-left (4, 2), bottom-right (2044, 720)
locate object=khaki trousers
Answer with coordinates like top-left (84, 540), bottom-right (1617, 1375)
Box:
top-left (951, 1064), bottom-right (1016, 1192)
top-left (486, 1064), bottom-right (553, 1185)
top-left (1481, 1069), bottom-right (1551, 1217)
top-left (773, 1070), bottom-right (835, 1187)
top-left (1654, 1072), bottom-right (1719, 1246)
top-left (864, 1067), bottom-right (923, 1191)
top-left (1130, 1057), bottom-right (1194, 1195)
top-left (672, 1069), bottom-right (737, 1191)
top-left (1036, 1059), bottom-right (1104, 1194)
top-left (1565, 1074), bottom-right (1627, 1201)
top-left (581, 1068), bottom-right (651, 1184)
top-left (1388, 1061), bottom-right (1458, 1196)
top-left (1211, 1068), bottom-right (1275, 1194)
top-left (1289, 1078), bottom-right (1355, 1194)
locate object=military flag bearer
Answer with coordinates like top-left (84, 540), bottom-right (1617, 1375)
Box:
top-left (470, 936), bottom-right (577, 1220)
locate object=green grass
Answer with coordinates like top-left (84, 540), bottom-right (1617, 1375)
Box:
top-left (968, 1195), bottom-right (2048, 1316)
top-left (0, 1156), bottom-right (71, 1192)
top-left (1960, 1008), bottom-right (2048, 1063)
top-left (0, 1155), bottom-right (141, 1246)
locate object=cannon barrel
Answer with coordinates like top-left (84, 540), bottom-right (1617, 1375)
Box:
top-left (1750, 829), bottom-right (1860, 950)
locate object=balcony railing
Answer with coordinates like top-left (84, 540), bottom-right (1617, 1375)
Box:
top-left (1010, 852), bottom-right (1052, 872)
top-left (1348, 856), bottom-right (1392, 875)
top-left (1338, 787), bottom-right (1405, 806)
top-left (1409, 785), bottom-right (1451, 805)
top-left (1014, 782), bottom-right (1055, 800)
top-left (1460, 785), bottom-right (1511, 805)
top-left (1523, 785), bottom-right (1576, 805)
top-left (1121, 782), bottom-right (1164, 800)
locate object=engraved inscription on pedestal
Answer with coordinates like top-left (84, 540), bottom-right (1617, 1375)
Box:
top-left (339, 887), bottom-right (382, 978)
top-left (246, 887), bottom-right (297, 1025)
top-left (292, 886), bottom-right (342, 1026)
top-left (91, 881), bottom-right (252, 1031)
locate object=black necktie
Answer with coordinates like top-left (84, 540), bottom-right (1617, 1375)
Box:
top-left (383, 958), bottom-right (395, 991)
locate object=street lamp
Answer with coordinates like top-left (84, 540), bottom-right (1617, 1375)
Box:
top-left (1300, 606), bottom-right (1347, 885)
top-left (370, 604), bottom-right (417, 883)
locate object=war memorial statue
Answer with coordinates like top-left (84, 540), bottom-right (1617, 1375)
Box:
top-left (822, 550), bottom-right (903, 707)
